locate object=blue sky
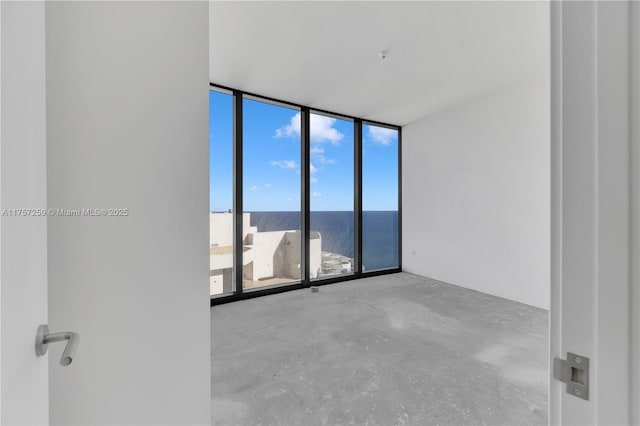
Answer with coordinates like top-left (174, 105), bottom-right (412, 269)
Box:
top-left (210, 90), bottom-right (398, 212)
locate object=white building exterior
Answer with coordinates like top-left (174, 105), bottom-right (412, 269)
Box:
top-left (210, 212), bottom-right (322, 295)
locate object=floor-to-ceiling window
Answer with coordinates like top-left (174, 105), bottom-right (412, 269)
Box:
top-left (242, 97), bottom-right (302, 290)
top-left (210, 86), bottom-right (400, 303)
top-left (209, 89), bottom-right (234, 297)
top-left (362, 124), bottom-right (399, 271)
top-left (310, 113), bottom-right (355, 281)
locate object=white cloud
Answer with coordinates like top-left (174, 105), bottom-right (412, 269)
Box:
top-left (264, 183), bottom-right (273, 188)
top-left (275, 112), bottom-right (344, 144)
top-left (310, 163), bottom-right (318, 174)
top-left (311, 192), bottom-right (322, 198)
top-left (270, 160), bottom-right (297, 169)
top-left (275, 115), bottom-right (343, 171)
top-left (249, 185), bottom-right (259, 192)
top-left (368, 126), bottom-right (397, 145)
top-left (311, 177), bottom-right (318, 184)
top-left (310, 141), bottom-right (336, 164)
top-left (311, 114), bottom-right (344, 144)
top-left (275, 114), bottom-right (300, 139)
top-left (315, 155), bottom-right (336, 164)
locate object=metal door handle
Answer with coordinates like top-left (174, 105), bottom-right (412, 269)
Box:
top-left (35, 324), bottom-right (79, 366)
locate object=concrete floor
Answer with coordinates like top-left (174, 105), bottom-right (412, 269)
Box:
top-left (211, 273), bottom-right (548, 426)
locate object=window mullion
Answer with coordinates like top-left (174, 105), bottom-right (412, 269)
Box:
top-left (354, 119), bottom-right (363, 276)
top-left (301, 107), bottom-right (311, 284)
top-left (233, 91), bottom-right (244, 295)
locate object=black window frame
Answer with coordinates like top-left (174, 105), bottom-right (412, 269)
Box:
top-left (210, 83), bottom-right (402, 305)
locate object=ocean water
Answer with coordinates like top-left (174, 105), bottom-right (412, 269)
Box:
top-left (248, 211), bottom-right (398, 271)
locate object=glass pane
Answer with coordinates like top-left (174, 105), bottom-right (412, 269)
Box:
top-left (243, 98), bottom-right (301, 290)
top-left (209, 90), bottom-right (234, 296)
top-left (362, 124), bottom-right (399, 271)
top-left (310, 114), bottom-right (354, 280)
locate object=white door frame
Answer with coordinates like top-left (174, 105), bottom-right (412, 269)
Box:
top-left (550, 1), bottom-right (639, 424)
top-left (631, 1), bottom-right (640, 423)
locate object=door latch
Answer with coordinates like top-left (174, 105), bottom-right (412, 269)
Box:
top-left (553, 352), bottom-right (589, 400)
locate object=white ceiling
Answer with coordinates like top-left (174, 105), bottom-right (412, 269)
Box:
top-left (210, 1), bottom-right (549, 126)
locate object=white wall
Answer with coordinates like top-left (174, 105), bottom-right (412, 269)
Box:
top-left (0, 1), bottom-right (49, 424)
top-left (210, 212), bottom-right (234, 246)
top-left (209, 212), bottom-right (255, 247)
top-left (403, 79), bottom-right (550, 309)
top-left (251, 231), bottom-right (289, 280)
top-left (310, 233), bottom-right (322, 279)
top-left (46, 2), bottom-right (210, 424)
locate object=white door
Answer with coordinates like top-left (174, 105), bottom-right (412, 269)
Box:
top-left (550, 1), bottom-right (639, 424)
top-left (45, 2), bottom-right (211, 425)
top-left (1, 1), bottom-right (49, 424)
top-left (2, 1), bottom-right (211, 425)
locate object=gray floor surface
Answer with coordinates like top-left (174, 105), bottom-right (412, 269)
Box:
top-left (211, 273), bottom-right (548, 426)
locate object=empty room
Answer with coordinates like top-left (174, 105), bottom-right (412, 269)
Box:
top-left (210, 2), bottom-right (550, 425)
top-left (2, 1), bottom-right (638, 425)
